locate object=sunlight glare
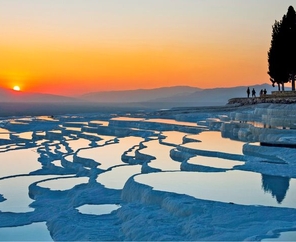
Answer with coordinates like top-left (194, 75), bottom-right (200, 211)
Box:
top-left (13, 86), bottom-right (21, 91)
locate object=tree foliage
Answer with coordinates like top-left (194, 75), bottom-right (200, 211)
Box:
top-left (268, 6), bottom-right (296, 91)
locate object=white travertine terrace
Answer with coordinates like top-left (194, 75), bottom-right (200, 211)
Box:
top-left (0, 104), bottom-right (295, 241)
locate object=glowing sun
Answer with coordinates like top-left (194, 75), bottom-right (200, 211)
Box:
top-left (13, 86), bottom-right (21, 91)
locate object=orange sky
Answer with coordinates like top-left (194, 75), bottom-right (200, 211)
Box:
top-left (0, 1), bottom-right (294, 96)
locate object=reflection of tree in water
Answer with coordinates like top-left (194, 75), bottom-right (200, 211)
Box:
top-left (261, 174), bottom-right (290, 204)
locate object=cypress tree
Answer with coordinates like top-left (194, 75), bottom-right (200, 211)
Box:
top-left (285, 6), bottom-right (296, 90)
top-left (268, 6), bottom-right (296, 91)
top-left (268, 20), bottom-right (289, 91)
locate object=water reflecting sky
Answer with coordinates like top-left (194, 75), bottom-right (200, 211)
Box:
top-left (0, 175), bottom-right (59, 212)
top-left (135, 171), bottom-right (296, 208)
top-left (141, 139), bottom-right (180, 171)
top-left (187, 155), bottom-right (244, 169)
top-left (0, 222), bottom-right (52, 241)
top-left (77, 204), bottom-right (120, 215)
top-left (97, 165), bottom-right (141, 189)
top-left (38, 176), bottom-right (89, 191)
top-left (0, 113), bottom-right (295, 241)
top-left (183, 131), bottom-right (244, 155)
top-left (0, 149), bottom-right (41, 177)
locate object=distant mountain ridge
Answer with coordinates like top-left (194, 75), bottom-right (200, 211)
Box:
top-left (0, 84), bottom-right (279, 107)
top-left (148, 83), bottom-right (278, 106)
top-left (0, 88), bottom-right (80, 103)
top-left (80, 86), bottom-right (201, 103)
top-left (80, 83), bottom-right (278, 106)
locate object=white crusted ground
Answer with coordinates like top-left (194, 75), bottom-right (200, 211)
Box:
top-left (0, 104), bottom-right (295, 241)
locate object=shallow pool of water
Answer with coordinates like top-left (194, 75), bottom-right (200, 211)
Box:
top-left (0, 128), bottom-right (10, 133)
top-left (111, 117), bottom-right (144, 121)
top-left (187, 156), bottom-right (244, 169)
top-left (161, 131), bottom-right (187, 146)
top-left (135, 170), bottom-right (296, 208)
top-left (38, 176), bottom-right (89, 191)
top-left (16, 131), bottom-right (34, 140)
top-left (145, 118), bottom-right (198, 127)
top-left (63, 127), bottom-right (82, 132)
top-left (0, 133), bottom-right (10, 140)
top-left (77, 204), bottom-right (120, 215)
top-left (183, 131), bottom-right (244, 155)
top-left (0, 222), bottom-right (52, 241)
top-left (77, 136), bottom-right (143, 170)
top-left (36, 116), bottom-right (58, 122)
top-left (262, 230), bottom-right (296, 241)
top-left (66, 138), bottom-right (95, 152)
top-left (63, 122), bottom-right (88, 127)
top-left (0, 128), bottom-right (11, 142)
top-left (0, 149), bottom-right (42, 178)
top-left (141, 140), bottom-right (180, 171)
top-left (97, 165), bottom-right (141, 189)
top-left (0, 175), bottom-right (59, 212)
top-left (52, 160), bottom-right (63, 168)
top-left (89, 120), bottom-right (109, 126)
top-left (1, 113), bottom-right (296, 241)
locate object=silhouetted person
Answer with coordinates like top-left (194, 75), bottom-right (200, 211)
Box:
top-left (263, 89), bottom-right (267, 95)
top-left (252, 88), bottom-right (256, 97)
top-left (247, 87), bottom-right (250, 98)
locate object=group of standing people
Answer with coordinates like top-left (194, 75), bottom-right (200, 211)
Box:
top-left (246, 87), bottom-right (267, 98)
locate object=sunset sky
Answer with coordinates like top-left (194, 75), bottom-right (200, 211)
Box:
top-left (0, 0), bottom-right (295, 96)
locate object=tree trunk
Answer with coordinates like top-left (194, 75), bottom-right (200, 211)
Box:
top-left (278, 83), bottom-right (280, 91)
top-left (281, 83), bottom-right (285, 91)
top-left (292, 74), bottom-right (295, 91)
